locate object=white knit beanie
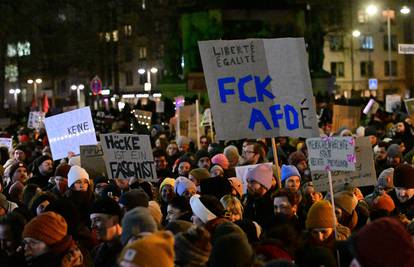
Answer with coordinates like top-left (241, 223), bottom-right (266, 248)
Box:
top-left (190, 194), bottom-right (216, 224)
top-left (68, 165), bottom-right (90, 188)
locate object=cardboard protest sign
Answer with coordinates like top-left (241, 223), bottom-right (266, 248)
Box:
top-left (133, 110), bottom-right (152, 128)
top-left (178, 104), bottom-right (200, 142)
top-left (385, 94), bottom-right (402, 113)
top-left (306, 137), bottom-right (356, 172)
top-left (45, 107), bottom-right (97, 160)
top-left (198, 38), bottom-right (319, 140)
top-left (309, 137), bottom-right (376, 192)
top-left (27, 111), bottom-right (45, 129)
top-left (80, 144), bottom-right (107, 179)
top-left (235, 163), bottom-right (273, 194)
top-left (100, 133), bottom-right (157, 181)
top-left (0, 138), bottom-right (12, 151)
top-left (332, 105), bottom-right (361, 132)
top-left (404, 98), bottom-right (414, 115)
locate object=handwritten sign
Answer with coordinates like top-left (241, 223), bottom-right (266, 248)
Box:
top-left (27, 111), bottom-right (45, 129)
top-left (332, 105), bottom-right (361, 132)
top-left (80, 144), bottom-right (108, 179)
top-left (45, 107), bottom-right (97, 160)
top-left (0, 138), bottom-right (12, 151)
top-left (100, 133), bottom-right (156, 182)
top-left (385, 94), bottom-right (402, 113)
top-left (198, 38), bottom-right (319, 140)
top-left (310, 137), bottom-right (376, 192)
top-left (306, 136), bottom-right (356, 172)
top-left (235, 163), bottom-right (273, 194)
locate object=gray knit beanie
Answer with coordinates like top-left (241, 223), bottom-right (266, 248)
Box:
top-left (121, 207), bottom-right (157, 245)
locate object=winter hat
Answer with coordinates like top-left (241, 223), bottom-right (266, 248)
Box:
top-left (353, 217), bottom-right (414, 267)
top-left (165, 220), bottom-right (193, 235)
top-left (334, 191), bottom-right (358, 215)
top-left (119, 189), bottom-right (149, 210)
top-left (9, 162), bottom-right (27, 179)
top-left (100, 183), bottom-right (121, 199)
top-left (228, 177), bottom-right (243, 198)
top-left (23, 211), bottom-right (67, 246)
top-left (212, 221), bottom-right (245, 244)
top-left (175, 226), bottom-right (212, 266)
top-left (90, 197), bottom-right (122, 218)
top-left (190, 194), bottom-right (217, 224)
top-left (209, 233), bottom-right (254, 267)
top-left (235, 219), bottom-right (262, 244)
top-left (387, 144), bottom-right (402, 158)
top-left (121, 207), bottom-right (158, 245)
top-left (224, 145), bottom-right (240, 165)
top-left (159, 178), bottom-right (175, 192)
top-left (195, 149), bottom-right (210, 162)
top-left (288, 151), bottom-right (307, 166)
top-left (394, 164), bottom-right (414, 189)
top-left (211, 154), bottom-right (229, 170)
top-left (372, 193), bottom-right (395, 213)
top-left (118, 231), bottom-right (175, 267)
top-left (148, 200), bottom-right (162, 226)
top-left (68, 165), bottom-right (90, 188)
top-left (174, 176), bottom-right (196, 196)
top-left (9, 181), bottom-right (24, 202)
top-left (306, 200), bottom-right (335, 229)
top-left (130, 181), bottom-right (154, 200)
top-left (94, 176), bottom-right (110, 185)
top-left (68, 156), bottom-right (81, 166)
top-left (209, 164), bottom-right (224, 176)
top-left (189, 168), bottom-right (210, 182)
top-left (281, 165), bottom-right (300, 182)
top-left (54, 163), bottom-right (71, 178)
top-left (177, 136), bottom-right (190, 147)
top-left (364, 126), bottom-right (377, 136)
top-left (246, 164), bottom-right (273, 190)
top-left (377, 168), bottom-right (394, 189)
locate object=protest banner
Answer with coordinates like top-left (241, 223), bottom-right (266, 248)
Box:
top-left (332, 105), bottom-right (361, 132)
top-left (404, 98), bottom-right (414, 115)
top-left (385, 94), bottom-right (402, 113)
top-left (0, 138), bottom-right (12, 151)
top-left (309, 137), bottom-right (376, 192)
top-left (27, 111), bottom-right (45, 129)
top-left (198, 38), bottom-right (319, 140)
top-left (235, 163), bottom-right (273, 194)
top-left (80, 144), bottom-right (108, 179)
top-left (45, 107), bottom-right (97, 160)
top-left (100, 133), bottom-right (157, 181)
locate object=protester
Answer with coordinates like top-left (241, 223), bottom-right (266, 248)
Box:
top-left (27, 155), bottom-right (54, 189)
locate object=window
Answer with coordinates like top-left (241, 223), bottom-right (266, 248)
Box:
top-left (124, 25), bottom-right (132, 37)
top-left (360, 35), bottom-right (374, 50)
top-left (331, 62), bottom-right (344, 77)
top-left (329, 35), bottom-right (344, 51)
top-left (112, 30), bottom-right (119, 42)
top-left (383, 34), bottom-right (397, 51)
top-left (357, 10), bottom-right (368, 23)
top-left (328, 8), bottom-right (343, 27)
top-left (138, 47), bottom-right (147, 59)
top-left (360, 61), bottom-right (374, 77)
top-left (385, 60), bottom-right (397, 76)
top-left (125, 71), bottom-right (133, 86)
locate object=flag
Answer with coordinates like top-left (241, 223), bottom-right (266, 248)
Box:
top-left (42, 94), bottom-right (49, 113)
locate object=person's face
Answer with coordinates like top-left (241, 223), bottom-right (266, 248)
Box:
top-left (375, 147), bottom-right (387, 161)
top-left (285, 176), bottom-right (301, 192)
top-left (39, 160), bottom-right (53, 175)
top-left (369, 135), bottom-right (378, 146)
top-left (155, 139), bottom-right (161, 148)
top-left (396, 122), bottom-right (405, 133)
top-left (224, 208), bottom-right (242, 222)
top-left (90, 213), bottom-right (118, 241)
top-left (247, 180), bottom-right (265, 197)
top-left (197, 157), bottom-right (211, 169)
top-left (166, 144), bottom-right (178, 156)
top-left (166, 205), bottom-right (185, 223)
top-left (23, 237), bottom-right (48, 260)
top-left (161, 185), bottom-right (175, 202)
top-left (55, 176), bottom-right (68, 193)
top-left (273, 196), bottom-right (295, 217)
top-left (242, 145), bottom-right (258, 164)
top-left (14, 150), bottom-right (25, 161)
top-left (296, 160), bottom-right (308, 173)
top-left (178, 144), bottom-right (189, 153)
top-left (73, 178), bottom-right (89, 192)
top-left (155, 156), bottom-right (168, 171)
top-left (210, 167), bottom-right (223, 178)
top-left (95, 183), bottom-right (108, 195)
top-left (178, 162), bottom-right (191, 176)
top-left (200, 138), bottom-right (209, 150)
top-left (0, 224), bottom-right (18, 256)
top-left (188, 174), bottom-right (199, 186)
top-left (36, 200), bottom-right (50, 215)
top-left (387, 156), bottom-right (401, 167)
top-left (310, 228), bottom-right (334, 243)
top-left (12, 167), bottom-right (28, 183)
top-left (395, 187), bottom-right (414, 203)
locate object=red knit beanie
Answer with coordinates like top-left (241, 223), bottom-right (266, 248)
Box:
top-left (23, 211), bottom-right (67, 246)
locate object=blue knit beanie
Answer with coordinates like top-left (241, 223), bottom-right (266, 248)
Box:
top-left (281, 165), bottom-right (300, 182)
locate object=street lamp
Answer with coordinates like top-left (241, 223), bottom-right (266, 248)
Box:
top-left (366, 4), bottom-right (378, 16)
top-left (352, 30), bottom-right (361, 38)
top-left (9, 88), bottom-right (21, 106)
top-left (27, 78), bottom-right (42, 99)
top-left (401, 6), bottom-right (410, 15)
top-left (71, 84), bottom-right (84, 108)
top-left (137, 67), bottom-right (158, 91)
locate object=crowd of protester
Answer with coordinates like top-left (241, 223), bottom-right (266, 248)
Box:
top-left (1, 104), bottom-right (414, 267)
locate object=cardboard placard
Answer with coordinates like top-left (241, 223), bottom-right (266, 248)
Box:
top-left (80, 144), bottom-right (108, 179)
top-left (133, 110), bottom-right (152, 128)
top-left (385, 94), bottom-right (402, 113)
top-left (0, 138), bottom-right (12, 151)
top-left (100, 133), bottom-right (157, 181)
top-left (45, 107), bottom-right (97, 160)
top-left (178, 104), bottom-right (199, 142)
top-left (310, 137), bottom-right (376, 192)
top-left (235, 163), bottom-right (273, 194)
top-left (27, 111), bottom-right (45, 129)
top-left (332, 105), bottom-right (361, 132)
top-left (199, 38), bottom-right (319, 140)
top-left (404, 98), bottom-right (414, 115)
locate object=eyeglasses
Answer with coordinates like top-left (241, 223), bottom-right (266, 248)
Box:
top-left (242, 150), bottom-right (256, 155)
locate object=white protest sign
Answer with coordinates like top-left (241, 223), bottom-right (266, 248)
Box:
top-left (199, 38), bottom-right (319, 140)
top-left (404, 98), bottom-right (414, 116)
top-left (306, 136), bottom-right (356, 172)
top-left (0, 138), bottom-right (12, 151)
top-left (100, 133), bottom-right (157, 182)
top-left (45, 107), bottom-right (97, 160)
top-left (235, 163), bottom-right (273, 194)
top-left (386, 94), bottom-right (402, 113)
top-left (310, 137), bottom-right (376, 192)
top-left (27, 111), bottom-right (45, 129)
